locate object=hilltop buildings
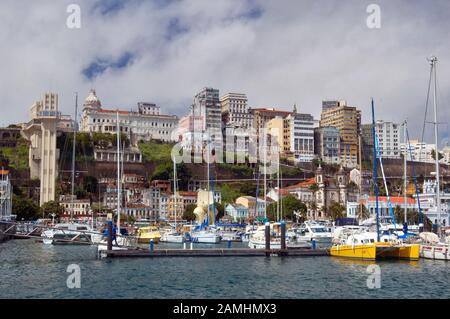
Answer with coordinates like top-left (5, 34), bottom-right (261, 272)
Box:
top-left (80, 89), bottom-right (178, 143)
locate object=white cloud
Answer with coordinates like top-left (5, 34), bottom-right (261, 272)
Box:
top-left (0, 0), bottom-right (449, 145)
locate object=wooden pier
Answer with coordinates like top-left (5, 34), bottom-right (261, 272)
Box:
top-left (103, 247), bottom-right (329, 258)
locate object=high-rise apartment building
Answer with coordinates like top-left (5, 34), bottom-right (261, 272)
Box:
top-left (220, 93), bottom-right (253, 128)
top-left (314, 126), bottom-right (340, 164)
top-left (320, 101), bottom-right (361, 167)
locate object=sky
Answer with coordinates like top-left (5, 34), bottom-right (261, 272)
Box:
top-left (0, 0), bottom-right (449, 146)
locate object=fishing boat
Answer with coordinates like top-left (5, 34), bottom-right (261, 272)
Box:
top-left (330, 99), bottom-right (419, 260)
top-left (137, 226), bottom-right (161, 244)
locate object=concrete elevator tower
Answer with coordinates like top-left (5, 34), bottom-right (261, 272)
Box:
top-left (22, 93), bottom-right (59, 206)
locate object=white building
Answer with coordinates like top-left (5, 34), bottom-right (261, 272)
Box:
top-left (80, 90), bottom-right (178, 143)
top-left (287, 109), bottom-right (316, 162)
top-left (400, 139), bottom-right (436, 163)
top-left (441, 146), bottom-right (450, 165)
top-left (59, 195), bottom-right (91, 219)
top-left (374, 120), bottom-right (402, 159)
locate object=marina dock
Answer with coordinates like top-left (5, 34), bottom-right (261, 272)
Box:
top-left (102, 247), bottom-right (329, 258)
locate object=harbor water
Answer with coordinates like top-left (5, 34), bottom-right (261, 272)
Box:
top-left (0, 240), bottom-right (448, 299)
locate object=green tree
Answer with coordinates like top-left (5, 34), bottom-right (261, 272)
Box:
top-left (431, 149), bottom-right (443, 161)
top-left (239, 183), bottom-right (257, 196)
top-left (267, 195), bottom-right (306, 221)
top-left (183, 204), bottom-right (197, 221)
top-left (358, 204), bottom-right (370, 220)
top-left (12, 195), bottom-right (41, 220)
top-left (41, 201), bottom-right (64, 219)
top-left (329, 202), bottom-right (346, 221)
top-left (219, 184), bottom-right (242, 204)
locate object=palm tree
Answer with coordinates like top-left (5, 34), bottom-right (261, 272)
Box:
top-left (329, 202), bottom-right (345, 221)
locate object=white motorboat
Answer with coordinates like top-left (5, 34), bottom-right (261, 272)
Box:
top-left (293, 221), bottom-right (334, 247)
top-left (160, 230), bottom-right (185, 243)
top-left (419, 232), bottom-right (450, 260)
top-left (191, 230), bottom-right (221, 244)
top-left (41, 223), bottom-right (94, 245)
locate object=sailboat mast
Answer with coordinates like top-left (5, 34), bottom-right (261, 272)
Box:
top-left (173, 156), bottom-right (177, 228)
top-left (70, 93), bottom-right (78, 222)
top-left (403, 120), bottom-right (408, 224)
top-left (116, 112), bottom-right (121, 231)
top-left (371, 99), bottom-right (380, 242)
top-left (263, 131), bottom-right (267, 220)
top-left (430, 56), bottom-right (441, 236)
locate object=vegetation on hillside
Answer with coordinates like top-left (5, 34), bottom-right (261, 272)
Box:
top-left (0, 137), bottom-right (29, 171)
top-left (138, 140), bottom-right (175, 163)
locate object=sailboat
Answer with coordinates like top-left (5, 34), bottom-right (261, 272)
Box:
top-left (42, 93), bottom-right (95, 245)
top-left (418, 56), bottom-right (450, 260)
top-left (330, 99), bottom-right (419, 260)
top-left (96, 112), bottom-right (136, 253)
top-left (160, 156), bottom-right (185, 243)
top-left (190, 137), bottom-right (221, 244)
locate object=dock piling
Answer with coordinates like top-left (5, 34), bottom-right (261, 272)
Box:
top-left (107, 221), bottom-right (112, 251)
top-left (265, 222), bottom-right (270, 256)
top-left (280, 222), bottom-right (286, 250)
top-left (312, 239), bottom-right (316, 250)
top-left (227, 240), bottom-right (231, 248)
top-left (150, 239), bottom-right (154, 252)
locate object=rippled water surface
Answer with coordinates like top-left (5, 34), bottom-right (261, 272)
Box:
top-left (0, 240), bottom-right (449, 298)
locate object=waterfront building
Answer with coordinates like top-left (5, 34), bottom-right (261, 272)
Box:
top-left (225, 203), bottom-right (249, 222)
top-left (283, 178), bottom-right (316, 203)
top-left (124, 203), bottom-right (157, 221)
top-left (413, 180), bottom-right (450, 226)
top-left (59, 195), bottom-right (91, 219)
top-left (314, 126), bottom-right (340, 164)
top-left (320, 101), bottom-right (361, 168)
top-left (0, 169), bottom-right (12, 220)
top-left (220, 93), bottom-right (253, 128)
top-left (80, 89), bottom-right (178, 143)
top-left (314, 165), bottom-right (358, 219)
top-left (235, 196), bottom-right (266, 218)
top-left (358, 195), bottom-right (421, 220)
top-left (21, 92), bottom-right (59, 205)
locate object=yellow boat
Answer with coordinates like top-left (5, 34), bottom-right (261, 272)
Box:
top-left (330, 233), bottom-right (419, 260)
top-left (137, 226), bottom-right (161, 244)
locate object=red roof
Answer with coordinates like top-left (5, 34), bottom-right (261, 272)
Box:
top-left (285, 178), bottom-right (316, 190)
top-left (0, 170), bottom-right (9, 175)
top-left (179, 191), bottom-right (197, 197)
top-left (367, 196), bottom-right (416, 205)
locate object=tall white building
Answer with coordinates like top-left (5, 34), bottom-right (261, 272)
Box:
top-left (400, 139), bottom-right (436, 163)
top-left (22, 93), bottom-right (59, 206)
top-left (286, 109), bottom-right (317, 162)
top-left (220, 93), bottom-right (253, 128)
top-left (374, 120), bottom-right (402, 159)
top-left (80, 90), bottom-right (178, 143)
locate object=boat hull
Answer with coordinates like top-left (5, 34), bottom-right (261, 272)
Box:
top-left (420, 244), bottom-right (450, 261)
top-left (330, 243), bottom-right (420, 260)
top-left (191, 234), bottom-right (221, 244)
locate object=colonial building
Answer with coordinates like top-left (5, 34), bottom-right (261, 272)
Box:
top-left (225, 203), bottom-right (249, 222)
top-left (80, 89), bottom-right (178, 143)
